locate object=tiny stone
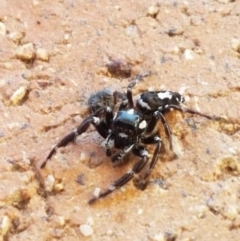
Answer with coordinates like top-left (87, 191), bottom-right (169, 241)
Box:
top-left (0, 22), bottom-right (6, 35)
top-left (8, 31), bottom-right (25, 44)
top-left (79, 224), bottom-right (93, 237)
top-left (36, 48), bottom-right (49, 61)
top-left (15, 43), bottom-right (36, 61)
top-left (1, 215), bottom-right (11, 236)
top-left (79, 152), bottom-right (87, 162)
top-left (106, 229), bottom-right (114, 236)
top-left (231, 38), bottom-right (240, 52)
top-left (225, 205), bottom-right (238, 221)
top-left (54, 183), bottom-right (64, 192)
top-left (138, 209), bottom-right (143, 215)
top-left (148, 5), bottom-right (159, 17)
top-left (217, 0), bottom-right (234, 3)
top-left (57, 216), bottom-right (65, 227)
top-left (93, 187), bottom-right (101, 197)
top-left (168, 27), bottom-right (184, 36)
top-left (87, 217), bottom-right (94, 225)
top-left (183, 49), bottom-right (194, 60)
top-left (10, 86), bottom-right (28, 106)
top-left (4, 62), bottom-right (13, 69)
top-left (152, 232), bottom-right (165, 241)
top-left (114, 5), bottom-right (121, 10)
top-left (44, 174), bottom-right (55, 192)
top-left (32, 0), bottom-right (39, 6)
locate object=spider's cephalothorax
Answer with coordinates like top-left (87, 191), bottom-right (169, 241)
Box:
top-left (42, 73), bottom-right (218, 204)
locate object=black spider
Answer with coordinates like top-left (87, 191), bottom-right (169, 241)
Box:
top-left (41, 73), bottom-right (218, 204)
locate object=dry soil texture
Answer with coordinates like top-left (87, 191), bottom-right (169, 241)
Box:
top-left (0, 0), bottom-right (240, 241)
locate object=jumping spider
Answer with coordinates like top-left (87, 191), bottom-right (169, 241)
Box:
top-left (41, 73), bottom-right (218, 204)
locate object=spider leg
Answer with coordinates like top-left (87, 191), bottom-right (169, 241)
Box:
top-left (163, 104), bottom-right (218, 120)
top-left (146, 111), bottom-right (172, 150)
top-left (88, 146), bottom-right (149, 204)
top-left (126, 72), bottom-right (151, 108)
top-left (42, 107), bottom-right (109, 168)
top-left (134, 135), bottom-right (162, 190)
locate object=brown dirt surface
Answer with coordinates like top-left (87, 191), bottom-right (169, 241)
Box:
top-left (0, 0), bottom-right (240, 240)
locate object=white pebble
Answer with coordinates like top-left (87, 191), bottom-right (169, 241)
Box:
top-left (10, 86), bottom-right (28, 106)
top-left (15, 42), bottom-right (36, 61)
top-left (225, 205), bottom-right (238, 220)
top-left (8, 31), bottom-right (25, 43)
top-left (93, 187), bottom-right (101, 197)
top-left (231, 38), bottom-right (240, 52)
top-left (137, 209), bottom-right (143, 215)
top-left (79, 152), bottom-right (87, 162)
top-left (36, 48), bottom-right (49, 61)
top-left (54, 183), bottom-right (64, 192)
top-left (217, 0), bottom-right (233, 3)
top-left (44, 174), bottom-right (55, 192)
top-left (32, 0), bottom-right (40, 6)
top-left (114, 5), bottom-right (121, 10)
top-left (1, 215), bottom-right (11, 236)
top-left (87, 217), bottom-right (94, 225)
top-left (0, 22), bottom-right (6, 35)
top-left (57, 216), bottom-right (65, 227)
top-left (106, 229), bottom-right (114, 236)
top-left (152, 232), bottom-right (165, 241)
top-left (79, 224), bottom-right (93, 237)
top-left (183, 49), bottom-right (194, 60)
top-left (148, 5), bottom-right (159, 17)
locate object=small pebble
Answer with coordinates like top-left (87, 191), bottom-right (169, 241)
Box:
top-left (1, 215), bottom-right (11, 236)
top-left (8, 31), bottom-right (25, 44)
top-left (225, 205), bottom-right (238, 220)
top-left (106, 229), bottom-right (114, 236)
top-left (36, 48), bottom-right (49, 61)
top-left (32, 0), bottom-right (40, 6)
top-left (10, 86), bottom-right (28, 106)
top-left (15, 43), bottom-right (36, 61)
top-left (93, 187), bottom-right (101, 197)
top-left (54, 183), bottom-right (64, 192)
top-left (168, 27), bottom-right (184, 36)
top-left (148, 5), bottom-right (159, 17)
top-left (0, 22), bottom-right (6, 35)
top-left (231, 38), bottom-right (240, 52)
top-left (152, 232), bottom-right (165, 241)
top-left (183, 49), bottom-right (194, 60)
top-left (114, 5), bottom-right (121, 10)
top-left (217, 0), bottom-right (233, 3)
top-left (79, 152), bottom-right (87, 162)
top-left (56, 216), bottom-right (65, 227)
top-left (4, 62), bottom-right (13, 70)
top-left (79, 224), bottom-right (93, 237)
top-left (137, 209), bottom-right (143, 215)
top-left (44, 174), bottom-right (55, 192)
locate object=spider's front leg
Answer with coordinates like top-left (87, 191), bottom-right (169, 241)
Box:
top-left (41, 107), bottom-right (111, 168)
top-left (162, 104), bottom-right (220, 120)
top-left (88, 146), bottom-right (149, 204)
top-left (126, 71), bottom-right (151, 108)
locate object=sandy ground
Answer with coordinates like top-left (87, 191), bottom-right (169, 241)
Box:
top-left (0, 0), bottom-right (240, 240)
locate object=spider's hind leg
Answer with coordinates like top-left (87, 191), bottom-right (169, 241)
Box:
top-left (42, 107), bottom-right (110, 168)
top-left (88, 145), bottom-right (150, 204)
top-left (133, 135), bottom-right (162, 190)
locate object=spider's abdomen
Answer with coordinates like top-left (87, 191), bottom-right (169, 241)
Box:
top-left (137, 91), bottom-right (185, 113)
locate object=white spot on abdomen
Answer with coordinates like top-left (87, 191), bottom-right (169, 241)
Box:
top-left (137, 97), bottom-right (151, 109)
top-left (157, 91), bottom-right (172, 100)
